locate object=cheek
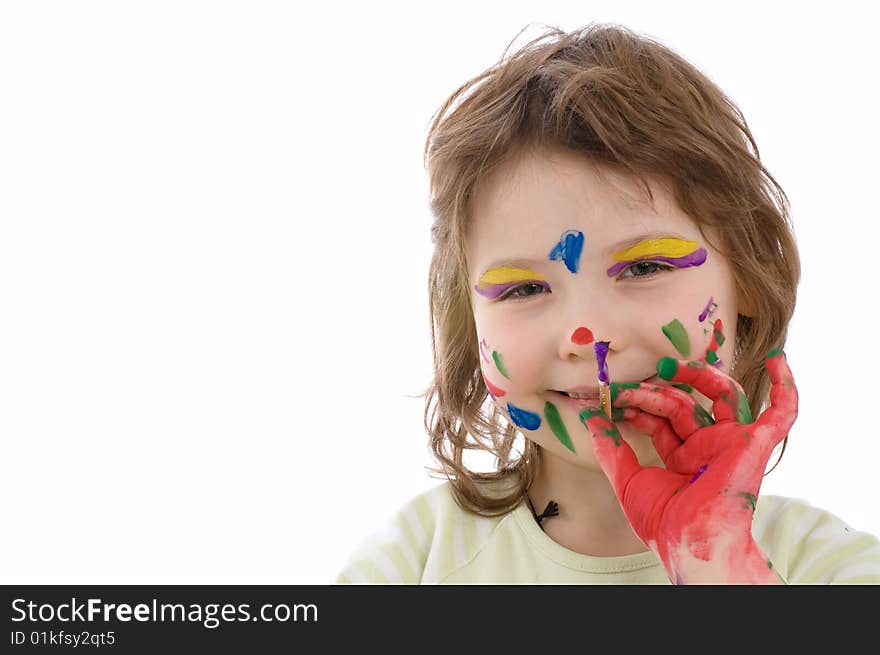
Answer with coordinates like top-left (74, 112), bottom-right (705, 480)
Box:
top-left (476, 316), bottom-right (549, 393)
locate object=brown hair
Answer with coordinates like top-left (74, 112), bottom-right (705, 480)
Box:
top-left (421, 22), bottom-right (800, 516)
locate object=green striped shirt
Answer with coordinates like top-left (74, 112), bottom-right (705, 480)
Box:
top-left (336, 482), bottom-right (880, 584)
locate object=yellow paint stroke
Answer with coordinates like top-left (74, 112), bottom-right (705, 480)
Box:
top-left (477, 266), bottom-right (546, 286)
top-left (611, 238), bottom-right (700, 262)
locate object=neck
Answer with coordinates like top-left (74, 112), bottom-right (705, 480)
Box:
top-left (528, 446), bottom-right (648, 557)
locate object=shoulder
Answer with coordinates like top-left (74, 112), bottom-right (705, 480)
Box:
top-left (335, 480), bottom-right (510, 584)
top-left (753, 495), bottom-right (880, 584)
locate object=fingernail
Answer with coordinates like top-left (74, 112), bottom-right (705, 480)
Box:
top-left (693, 403), bottom-right (715, 427)
top-left (609, 381), bottom-right (640, 403)
top-left (765, 348), bottom-right (784, 360)
top-left (657, 356), bottom-right (678, 380)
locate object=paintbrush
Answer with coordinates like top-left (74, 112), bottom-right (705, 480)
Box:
top-left (594, 341), bottom-right (612, 419)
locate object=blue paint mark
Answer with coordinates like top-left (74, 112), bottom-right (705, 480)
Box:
top-left (507, 402), bottom-right (541, 430)
top-left (548, 230), bottom-right (585, 274)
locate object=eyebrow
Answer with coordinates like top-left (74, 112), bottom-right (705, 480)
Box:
top-left (604, 232), bottom-right (692, 256)
top-left (478, 257), bottom-right (547, 274)
top-left (477, 264), bottom-right (547, 284)
top-left (475, 232), bottom-right (702, 282)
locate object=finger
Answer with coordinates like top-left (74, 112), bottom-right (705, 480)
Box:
top-left (622, 410), bottom-right (683, 464)
top-left (663, 426), bottom-right (742, 474)
top-left (612, 382), bottom-right (714, 439)
top-left (656, 357), bottom-right (752, 424)
top-left (702, 318), bottom-right (725, 369)
top-left (753, 349), bottom-right (798, 452)
top-left (611, 407), bottom-right (640, 422)
top-left (579, 408), bottom-right (641, 498)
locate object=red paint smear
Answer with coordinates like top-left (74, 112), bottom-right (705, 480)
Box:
top-left (571, 327), bottom-right (594, 345)
top-left (703, 318), bottom-right (724, 363)
top-left (482, 373), bottom-right (507, 398)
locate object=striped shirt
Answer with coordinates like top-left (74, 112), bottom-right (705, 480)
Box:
top-left (336, 482), bottom-right (880, 584)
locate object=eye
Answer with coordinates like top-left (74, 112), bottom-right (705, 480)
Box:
top-left (617, 261), bottom-right (674, 279)
top-left (498, 282), bottom-right (551, 301)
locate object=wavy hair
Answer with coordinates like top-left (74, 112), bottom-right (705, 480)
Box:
top-left (421, 23), bottom-right (800, 516)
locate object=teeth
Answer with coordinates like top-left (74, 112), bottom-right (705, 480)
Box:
top-left (566, 392), bottom-right (595, 399)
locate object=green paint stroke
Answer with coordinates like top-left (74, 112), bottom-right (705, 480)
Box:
top-left (721, 388), bottom-right (753, 424)
top-left (672, 383), bottom-right (693, 393)
top-left (765, 348), bottom-right (784, 360)
top-left (693, 403), bottom-right (715, 427)
top-left (544, 402), bottom-right (576, 453)
top-left (492, 350), bottom-right (510, 379)
top-left (705, 350), bottom-right (719, 365)
top-left (714, 327), bottom-right (726, 347)
top-left (578, 408), bottom-right (620, 445)
top-left (603, 424), bottom-right (622, 446)
top-left (735, 390), bottom-right (752, 424)
top-left (661, 319), bottom-right (691, 357)
top-left (738, 492), bottom-right (757, 511)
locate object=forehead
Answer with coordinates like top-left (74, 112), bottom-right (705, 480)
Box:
top-left (466, 148), bottom-right (699, 268)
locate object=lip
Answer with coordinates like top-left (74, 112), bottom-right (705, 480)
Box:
top-left (560, 385), bottom-right (601, 396)
top-left (550, 390), bottom-right (601, 412)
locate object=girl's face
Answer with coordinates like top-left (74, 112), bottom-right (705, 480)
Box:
top-left (466, 147), bottom-right (740, 471)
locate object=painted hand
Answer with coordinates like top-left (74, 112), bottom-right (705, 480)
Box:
top-left (579, 321), bottom-right (798, 584)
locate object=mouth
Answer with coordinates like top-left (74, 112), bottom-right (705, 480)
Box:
top-left (551, 376), bottom-right (667, 411)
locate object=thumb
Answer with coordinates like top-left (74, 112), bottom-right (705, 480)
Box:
top-left (579, 408), bottom-right (641, 499)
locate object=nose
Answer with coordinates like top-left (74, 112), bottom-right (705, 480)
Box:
top-left (557, 295), bottom-right (630, 363)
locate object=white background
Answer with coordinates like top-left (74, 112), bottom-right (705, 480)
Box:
top-left (1, 1), bottom-right (877, 584)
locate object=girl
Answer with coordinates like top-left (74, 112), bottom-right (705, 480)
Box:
top-left (336, 23), bottom-right (880, 584)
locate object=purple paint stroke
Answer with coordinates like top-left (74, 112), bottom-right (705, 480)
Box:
top-left (711, 358), bottom-right (724, 369)
top-left (479, 338), bottom-right (492, 364)
top-left (473, 280), bottom-right (550, 299)
top-left (689, 464), bottom-right (708, 484)
top-left (594, 341), bottom-right (610, 384)
top-left (698, 296), bottom-right (715, 322)
top-left (605, 248), bottom-right (708, 277)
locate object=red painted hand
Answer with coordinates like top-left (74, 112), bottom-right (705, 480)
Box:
top-left (580, 324), bottom-right (798, 584)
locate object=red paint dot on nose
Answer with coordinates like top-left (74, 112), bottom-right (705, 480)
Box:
top-left (571, 327), bottom-right (594, 345)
